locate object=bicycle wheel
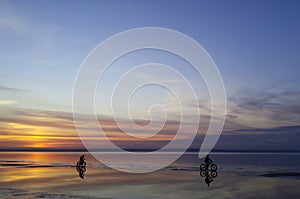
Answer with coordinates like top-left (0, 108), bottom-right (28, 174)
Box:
top-left (200, 171), bottom-right (206, 177)
top-left (200, 164), bottom-right (207, 171)
top-left (211, 164), bottom-right (217, 171)
top-left (211, 171), bottom-right (218, 178)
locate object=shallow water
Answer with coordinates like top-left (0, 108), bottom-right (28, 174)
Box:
top-left (1, 152), bottom-right (300, 199)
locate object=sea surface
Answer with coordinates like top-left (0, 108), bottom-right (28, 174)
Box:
top-left (1, 152), bottom-right (300, 199)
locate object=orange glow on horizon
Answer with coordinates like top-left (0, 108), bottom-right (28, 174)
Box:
top-left (0, 110), bottom-right (193, 150)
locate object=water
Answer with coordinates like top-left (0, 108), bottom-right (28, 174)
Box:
top-left (1, 152), bottom-right (300, 198)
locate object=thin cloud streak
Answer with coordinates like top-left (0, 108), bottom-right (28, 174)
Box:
top-left (227, 88), bottom-right (300, 128)
top-left (0, 85), bottom-right (26, 92)
top-left (1, 105), bottom-right (299, 151)
top-left (0, 100), bottom-right (17, 105)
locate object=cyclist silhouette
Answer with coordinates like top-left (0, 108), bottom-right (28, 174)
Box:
top-left (80, 155), bottom-right (85, 164)
top-left (76, 155), bottom-right (86, 179)
top-left (200, 155), bottom-right (218, 186)
top-left (205, 155), bottom-right (212, 165)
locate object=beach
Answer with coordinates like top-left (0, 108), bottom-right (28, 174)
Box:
top-left (1, 152), bottom-right (300, 199)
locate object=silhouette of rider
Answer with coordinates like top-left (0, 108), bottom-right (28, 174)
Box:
top-left (76, 154), bottom-right (86, 179)
top-left (204, 155), bottom-right (212, 170)
top-left (79, 155), bottom-right (85, 164)
top-left (205, 155), bottom-right (212, 164)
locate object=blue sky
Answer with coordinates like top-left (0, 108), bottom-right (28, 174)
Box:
top-left (0, 0), bottom-right (300, 151)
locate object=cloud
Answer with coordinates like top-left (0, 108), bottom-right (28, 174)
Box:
top-left (228, 88), bottom-right (300, 128)
top-left (0, 100), bottom-right (17, 105)
top-left (0, 85), bottom-right (26, 92)
top-left (0, 108), bottom-right (182, 150)
top-left (1, 105), bottom-right (300, 151)
top-left (190, 124), bottom-right (300, 151)
top-left (223, 124), bottom-right (300, 135)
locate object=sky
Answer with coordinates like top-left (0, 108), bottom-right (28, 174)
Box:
top-left (0, 0), bottom-right (300, 151)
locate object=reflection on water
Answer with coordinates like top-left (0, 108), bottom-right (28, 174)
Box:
top-left (1, 152), bottom-right (300, 199)
top-left (199, 155), bottom-right (218, 186)
top-left (76, 155), bottom-right (87, 179)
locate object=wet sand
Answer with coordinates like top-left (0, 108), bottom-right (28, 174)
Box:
top-left (1, 152), bottom-right (300, 199)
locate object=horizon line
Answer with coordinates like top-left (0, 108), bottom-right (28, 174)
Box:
top-left (1, 148), bottom-right (300, 153)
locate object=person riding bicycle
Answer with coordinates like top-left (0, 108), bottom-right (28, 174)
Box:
top-left (79, 155), bottom-right (85, 164)
top-left (204, 155), bottom-right (212, 165)
top-left (76, 155), bottom-right (86, 179)
top-left (77, 155), bottom-right (86, 168)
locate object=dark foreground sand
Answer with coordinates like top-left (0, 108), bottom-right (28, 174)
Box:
top-left (0, 188), bottom-right (112, 199)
